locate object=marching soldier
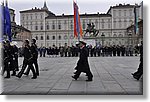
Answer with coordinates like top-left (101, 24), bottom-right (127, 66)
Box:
top-left (72, 41), bottom-right (93, 81)
top-left (16, 40), bottom-right (37, 79)
top-left (24, 39), bottom-right (39, 76)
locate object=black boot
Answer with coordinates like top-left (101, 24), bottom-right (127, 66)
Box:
top-left (72, 76), bottom-right (78, 80)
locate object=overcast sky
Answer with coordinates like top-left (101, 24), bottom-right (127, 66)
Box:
top-left (1, 0), bottom-right (142, 24)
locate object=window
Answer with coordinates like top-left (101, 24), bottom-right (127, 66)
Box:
top-left (129, 9), bottom-right (132, 16)
top-left (22, 14), bottom-right (24, 20)
top-left (26, 14), bottom-right (28, 20)
top-left (52, 21), bottom-right (55, 30)
top-left (64, 20), bottom-right (67, 25)
top-left (52, 36), bottom-right (55, 40)
top-left (47, 25), bottom-right (49, 30)
top-left (47, 35), bottom-right (49, 40)
top-left (113, 10), bottom-right (116, 16)
top-left (119, 10), bottom-right (121, 16)
top-left (124, 20), bottom-right (127, 28)
top-left (41, 36), bottom-right (43, 40)
top-left (119, 19), bottom-right (122, 28)
top-left (124, 10), bottom-right (127, 16)
top-left (113, 34), bottom-right (117, 37)
top-left (102, 19), bottom-right (104, 23)
top-left (35, 26), bottom-right (38, 30)
top-left (41, 13), bottom-right (43, 19)
top-left (113, 22), bottom-right (116, 29)
top-left (108, 23), bottom-right (111, 29)
top-left (58, 20), bottom-right (61, 29)
top-left (70, 20), bottom-right (73, 30)
top-left (35, 13), bottom-right (38, 19)
top-left (58, 35), bottom-right (61, 40)
top-left (41, 26), bottom-right (43, 30)
top-left (30, 14), bottom-right (32, 20)
top-left (35, 36), bottom-right (38, 40)
top-left (70, 24), bottom-right (73, 30)
top-left (95, 19), bottom-right (98, 28)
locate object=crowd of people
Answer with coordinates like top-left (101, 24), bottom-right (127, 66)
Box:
top-left (37, 44), bottom-right (140, 57)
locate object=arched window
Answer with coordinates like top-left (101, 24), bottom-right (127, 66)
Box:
top-left (41, 36), bottom-right (43, 40)
top-left (113, 34), bottom-right (117, 37)
top-left (58, 35), bottom-right (61, 40)
top-left (52, 36), bottom-right (55, 40)
top-left (47, 35), bottom-right (49, 40)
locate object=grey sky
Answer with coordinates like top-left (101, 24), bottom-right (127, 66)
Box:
top-left (2, 0), bottom-right (142, 24)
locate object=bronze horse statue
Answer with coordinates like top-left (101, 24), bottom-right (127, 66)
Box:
top-left (84, 23), bottom-right (99, 37)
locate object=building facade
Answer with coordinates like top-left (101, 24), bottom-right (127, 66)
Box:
top-left (8, 8), bottom-right (32, 47)
top-left (20, 2), bottom-right (143, 47)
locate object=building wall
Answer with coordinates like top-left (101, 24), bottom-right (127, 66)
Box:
top-left (20, 3), bottom-right (142, 47)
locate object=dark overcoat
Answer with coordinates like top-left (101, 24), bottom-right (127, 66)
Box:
top-left (75, 46), bottom-right (90, 72)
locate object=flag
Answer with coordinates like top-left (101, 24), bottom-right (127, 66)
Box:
top-left (4, 0), bottom-right (12, 41)
top-left (0, 4), bottom-right (4, 42)
top-left (73, 1), bottom-right (82, 40)
top-left (134, 5), bottom-right (138, 35)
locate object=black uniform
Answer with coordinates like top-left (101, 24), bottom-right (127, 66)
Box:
top-left (72, 46), bottom-right (93, 81)
top-left (24, 43), bottom-right (39, 76)
top-left (16, 45), bottom-right (37, 79)
top-left (132, 43), bottom-right (143, 80)
top-left (3, 45), bottom-right (15, 78)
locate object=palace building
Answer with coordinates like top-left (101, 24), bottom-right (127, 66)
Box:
top-left (20, 1), bottom-right (143, 47)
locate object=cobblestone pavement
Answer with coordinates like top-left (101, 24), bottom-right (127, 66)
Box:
top-left (1, 56), bottom-right (143, 95)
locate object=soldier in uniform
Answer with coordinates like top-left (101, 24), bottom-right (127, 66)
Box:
top-left (3, 40), bottom-right (15, 78)
top-left (112, 45), bottom-right (116, 56)
top-left (132, 41), bottom-right (143, 80)
top-left (16, 40), bottom-right (37, 79)
top-left (24, 39), bottom-right (39, 76)
top-left (72, 41), bottom-right (93, 81)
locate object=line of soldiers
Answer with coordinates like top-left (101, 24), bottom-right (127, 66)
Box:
top-left (38, 45), bottom-right (140, 57)
top-left (2, 39), bottom-right (39, 79)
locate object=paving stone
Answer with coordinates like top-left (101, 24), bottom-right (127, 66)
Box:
top-left (1, 57), bottom-right (142, 95)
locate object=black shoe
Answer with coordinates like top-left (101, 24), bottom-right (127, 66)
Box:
top-left (36, 73), bottom-right (39, 76)
top-left (4, 76), bottom-right (10, 79)
top-left (11, 73), bottom-right (16, 76)
top-left (16, 75), bottom-right (21, 78)
top-left (72, 76), bottom-right (78, 80)
top-left (86, 79), bottom-right (93, 81)
top-left (31, 76), bottom-right (37, 79)
top-left (133, 75), bottom-right (140, 80)
top-left (23, 73), bottom-right (29, 76)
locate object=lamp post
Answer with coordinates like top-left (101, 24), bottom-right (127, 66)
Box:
top-left (101, 33), bottom-right (105, 46)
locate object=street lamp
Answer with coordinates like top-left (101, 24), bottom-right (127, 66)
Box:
top-left (101, 33), bottom-right (105, 46)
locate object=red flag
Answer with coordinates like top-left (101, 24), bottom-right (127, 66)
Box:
top-left (73, 1), bottom-right (82, 39)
